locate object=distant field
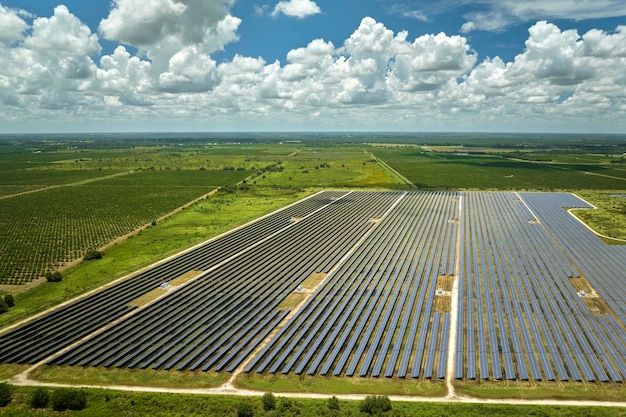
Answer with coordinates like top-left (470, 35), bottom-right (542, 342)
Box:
top-left (371, 147), bottom-right (626, 190)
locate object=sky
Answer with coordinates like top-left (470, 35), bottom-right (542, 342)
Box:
top-left (0, 0), bottom-right (625, 133)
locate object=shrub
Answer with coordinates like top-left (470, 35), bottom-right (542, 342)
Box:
top-left (45, 271), bottom-right (62, 282)
top-left (262, 392), bottom-right (276, 411)
top-left (237, 401), bottom-right (254, 417)
top-left (278, 397), bottom-right (297, 413)
top-left (4, 294), bottom-right (14, 307)
top-left (30, 387), bottom-right (50, 409)
top-left (51, 388), bottom-right (87, 411)
top-left (0, 382), bottom-right (12, 407)
top-left (327, 395), bottom-right (340, 411)
top-left (83, 249), bottom-right (103, 261)
top-left (359, 395), bottom-right (392, 415)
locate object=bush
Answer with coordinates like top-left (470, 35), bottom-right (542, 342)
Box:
top-left (359, 395), bottom-right (392, 415)
top-left (83, 249), bottom-right (103, 261)
top-left (30, 387), bottom-right (50, 409)
top-left (327, 395), bottom-right (340, 411)
top-left (51, 388), bottom-right (87, 411)
top-left (4, 294), bottom-right (14, 307)
top-left (262, 392), bottom-right (276, 411)
top-left (237, 401), bottom-right (254, 417)
top-left (0, 382), bottom-right (12, 407)
top-left (45, 271), bottom-right (62, 282)
top-left (278, 397), bottom-right (297, 413)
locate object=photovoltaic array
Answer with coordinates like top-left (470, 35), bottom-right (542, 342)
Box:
top-left (0, 191), bottom-right (624, 383)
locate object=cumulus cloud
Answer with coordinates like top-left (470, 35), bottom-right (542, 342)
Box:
top-left (0, 5), bottom-right (28, 43)
top-left (272, 0), bottom-right (321, 19)
top-left (0, 5), bottom-right (625, 132)
top-left (25, 5), bottom-right (100, 56)
top-left (98, 0), bottom-right (239, 93)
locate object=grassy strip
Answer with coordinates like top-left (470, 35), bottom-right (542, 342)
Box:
top-left (572, 191), bottom-right (626, 243)
top-left (2, 386), bottom-right (623, 416)
top-left (127, 288), bottom-right (168, 308)
top-left (29, 365), bottom-right (228, 389)
top-left (454, 380), bottom-right (626, 402)
top-left (0, 364), bottom-right (30, 381)
top-left (234, 372), bottom-right (447, 397)
top-left (0, 187), bottom-right (312, 329)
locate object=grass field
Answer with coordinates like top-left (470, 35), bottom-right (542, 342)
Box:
top-left (572, 191), bottom-right (626, 241)
top-left (234, 373), bottom-right (447, 397)
top-left (371, 147), bottom-right (626, 190)
top-left (454, 380), bottom-right (626, 402)
top-left (30, 365), bottom-right (229, 389)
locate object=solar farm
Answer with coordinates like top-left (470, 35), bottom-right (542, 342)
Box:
top-left (1, 190), bottom-right (625, 389)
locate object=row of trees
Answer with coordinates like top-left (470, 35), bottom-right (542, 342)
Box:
top-left (237, 392), bottom-right (391, 416)
top-left (0, 383), bottom-right (86, 411)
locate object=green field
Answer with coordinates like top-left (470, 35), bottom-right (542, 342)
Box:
top-left (0, 169), bottom-right (249, 285)
top-left (371, 147), bottom-right (626, 190)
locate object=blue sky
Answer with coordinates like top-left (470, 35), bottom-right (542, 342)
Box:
top-left (0, 0), bottom-right (625, 133)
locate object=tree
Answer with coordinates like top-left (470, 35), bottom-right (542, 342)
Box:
top-left (51, 388), bottom-right (87, 411)
top-left (262, 392), bottom-right (276, 411)
top-left (0, 298), bottom-right (8, 314)
top-left (45, 271), bottom-right (62, 282)
top-left (4, 294), bottom-right (14, 307)
top-left (359, 395), bottom-right (392, 415)
top-left (237, 401), bottom-right (254, 417)
top-left (83, 249), bottom-right (103, 261)
top-left (30, 387), bottom-right (50, 409)
top-left (0, 383), bottom-right (11, 407)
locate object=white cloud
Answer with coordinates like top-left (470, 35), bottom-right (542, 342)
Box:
top-left (0, 6), bottom-right (625, 132)
top-left (0, 5), bottom-right (28, 43)
top-left (99, 0), bottom-right (240, 73)
top-left (390, 0), bottom-right (626, 33)
top-left (158, 46), bottom-right (220, 93)
top-left (96, 0), bottom-right (240, 94)
top-left (254, 4), bottom-right (270, 17)
top-left (25, 5), bottom-right (100, 56)
top-left (272, 0), bottom-right (321, 19)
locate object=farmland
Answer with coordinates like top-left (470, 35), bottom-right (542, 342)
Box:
top-left (371, 146), bottom-right (626, 191)
top-left (0, 133), bottom-right (625, 413)
top-left (0, 170), bottom-right (249, 285)
top-left (0, 138), bottom-right (405, 286)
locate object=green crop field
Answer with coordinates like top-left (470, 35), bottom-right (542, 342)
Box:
top-left (0, 172), bottom-right (246, 285)
top-left (371, 146), bottom-right (626, 190)
top-left (0, 147), bottom-right (251, 285)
